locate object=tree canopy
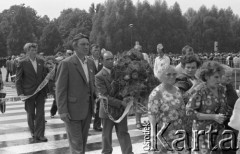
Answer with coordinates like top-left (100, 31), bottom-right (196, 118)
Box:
top-left (0, 0), bottom-right (240, 56)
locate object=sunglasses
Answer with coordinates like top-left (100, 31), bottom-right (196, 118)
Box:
top-left (29, 43), bottom-right (38, 48)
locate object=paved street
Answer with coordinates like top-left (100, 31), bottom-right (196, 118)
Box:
top-left (0, 67), bottom-right (148, 154)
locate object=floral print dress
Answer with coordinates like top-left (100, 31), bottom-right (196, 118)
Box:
top-left (148, 84), bottom-right (191, 154)
top-left (186, 83), bottom-right (231, 154)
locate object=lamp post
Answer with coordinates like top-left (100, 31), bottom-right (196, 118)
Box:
top-left (129, 24), bottom-right (133, 48)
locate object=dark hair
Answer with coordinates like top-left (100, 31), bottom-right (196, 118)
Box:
top-left (182, 45), bottom-right (193, 55)
top-left (23, 43), bottom-right (38, 52)
top-left (196, 61), bottom-right (225, 82)
top-left (91, 44), bottom-right (100, 50)
top-left (181, 54), bottom-right (201, 69)
top-left (72, 33), bottom-right (89, 47)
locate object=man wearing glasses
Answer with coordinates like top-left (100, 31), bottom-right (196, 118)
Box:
top-left (56, 33), bottom-right (96, 154)
top-left (15, 43), bottom-right (48, 142)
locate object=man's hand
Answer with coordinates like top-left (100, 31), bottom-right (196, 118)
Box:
top-left (60, 113), bottom-right (71, 122)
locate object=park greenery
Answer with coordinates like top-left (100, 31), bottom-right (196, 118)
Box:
top-left (0, 0), bottom-right (240, 57)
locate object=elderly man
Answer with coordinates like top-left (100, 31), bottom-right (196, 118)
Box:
top-left (95, 51), bottom-right (133, 154)
top-left (15, 43), bottom-right (48, 142)
top-left (56, 33), bottom-right (96, 154)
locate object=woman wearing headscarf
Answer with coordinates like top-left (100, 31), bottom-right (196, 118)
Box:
top-left (186, 61), bottom-right (232, 154)
top-left (148, 61), bottom-right (191, 153)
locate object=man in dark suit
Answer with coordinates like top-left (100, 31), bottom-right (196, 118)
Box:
top-left (89, 44), bottom-right (103, 131)
top-left (55, 33), bottom-right (96, 154)
top-left (15, 43), bottom-right (48, 142)
top-left (5, 56), bottom-right (12, 82)
top-left (95, 51), bottom-right (133, 154)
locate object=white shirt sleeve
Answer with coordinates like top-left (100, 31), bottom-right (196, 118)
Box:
top-left (153, 57), bottom-right (158, 78)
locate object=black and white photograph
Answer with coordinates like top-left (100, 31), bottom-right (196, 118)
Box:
top-left (0, 0), bottom-right (240, 154)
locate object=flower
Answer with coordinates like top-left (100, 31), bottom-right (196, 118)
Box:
top-left (153, 100), bottom-right (159, 105)
top-left (171, 99), bottom-right (180, 105)
top-left (196, 101), bottom-right (201, 106)
top-left (131, 72), bottom-right (138, 79)
top-left (124, 75), bottom-right (130, 80)
top-left (175, 91), bottom-right (181, 98)
top-left (106, 49), bottom-right (158, 116)
top-left (150, 103), bottom-right (159, 113)
top-left (168, 130), bottom-right (176, 139)
top-left (168, 110), bottom-right (179, 121)
top-left (162, 91), bottom-right (174, 101)
top-left (160, 103), bottom-right (169, 111)
top-left (178, 119), bottom-right (182, 124)
top-left (150, 90), bottom-right (157, 97)
top-left (205, 100), bottom-right (212, 106)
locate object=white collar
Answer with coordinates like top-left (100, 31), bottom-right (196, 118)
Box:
top-left (29, 57), bottom-right (36, 62)
top-left (75, 53), bottom-right (87, 64)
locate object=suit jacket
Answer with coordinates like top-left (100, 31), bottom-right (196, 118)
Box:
top-left (55, 54), bottom-right (96, 120)
top-left (89, 56), bottom-right (103, 74)
top-left (95, 68), bottom-right (123, 118)
top-left (10, 59), bottom-right (17, 74)
top-left (225, 83), bottom-right (238, 109)
top-left (6, 60), bottom-right (11, 71)
top-left (15, 57), bottom-right (47, 96)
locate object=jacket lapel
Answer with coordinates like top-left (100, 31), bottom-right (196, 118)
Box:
top-left (72, 55), bottom-right (88, 84)
top-left (36, 58), bottom-right (42, 77)
top-left (102, 68), bottom-right (112, 91)
top-left (87, 59), bottom-right (93, 84)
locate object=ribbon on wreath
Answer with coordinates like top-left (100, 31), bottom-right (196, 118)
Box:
top-left (0, 65), bottom-right (56, 103)
top-left (99, 95), bottom-right (133, 123)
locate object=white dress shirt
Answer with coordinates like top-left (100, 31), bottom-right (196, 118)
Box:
top-left (29, 58), bottom-right (37, 73)
top-left (76, 54), bottom-right (89, 83)
top-left (153, 55), bottom-right (170, 78)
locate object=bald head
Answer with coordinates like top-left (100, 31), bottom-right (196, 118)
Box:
top-left (103, 51), bottom-right (113, 59)
top-left (103, 51), bottom-right (114, 69)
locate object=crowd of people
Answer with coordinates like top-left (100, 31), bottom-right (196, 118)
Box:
top-left (0, 33), bottom-right (240, 154)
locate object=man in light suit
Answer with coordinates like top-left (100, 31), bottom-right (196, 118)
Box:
top-left (56, 33), bottom-right (96, 154)
top-left (89, 44), bottom-right (103, 131)
top-left (95, 51), bottom-right (133, 154)
top-left (15, 43), bottom-right (48, 142)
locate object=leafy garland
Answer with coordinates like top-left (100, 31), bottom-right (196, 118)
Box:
top-left (110, 49), bottom-right (159, 112)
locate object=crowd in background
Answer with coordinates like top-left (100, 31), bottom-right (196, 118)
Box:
top-left (0, 40), bottom-right (240, 154)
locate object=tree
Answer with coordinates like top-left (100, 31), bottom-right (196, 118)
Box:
top-left (90, 4), bottom-right (106, 48)
top-left (7, 5), bottom-right (36, 55)
top-left (56, 8), bottom-right (92, 50)
top-left (0, 32), bottom-right (7, 57)
top-left (39, 23), bottom-right (62, 55)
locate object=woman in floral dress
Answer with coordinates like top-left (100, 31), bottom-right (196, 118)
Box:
top-left (148, 64), bottom-right (191, 154)
top-left (186, 61), bottom-right (232, 154)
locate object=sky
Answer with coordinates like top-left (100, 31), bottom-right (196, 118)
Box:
top-left (0, 0), bottom-right (240, 19)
